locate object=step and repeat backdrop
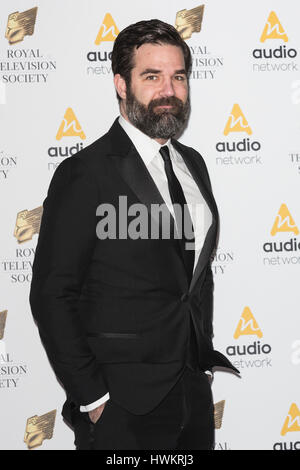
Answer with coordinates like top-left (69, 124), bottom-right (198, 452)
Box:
top-left (0, 0), bottom-right (299, 450)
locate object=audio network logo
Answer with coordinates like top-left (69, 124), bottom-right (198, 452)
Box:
top-left (216, 104), bottom-right (262, 166)
top-left (263, 204), bottom-right (300, 266)
top-left (56, 108), bottom-right (86, 141)
top-left (273, 403), bottom-right (300, 450)
top-left (47, 108), bottom-right (86, 170)
top-left (86, 13), bottom-right (119, 76)
top-left (176, 5), bottom-right (224, 80)
top-left (1, 7), bottom-right (57, 84)
top-left (226, 307), bottom-right (272, 370)
top-left (252, 11), bottom-right (298, 73)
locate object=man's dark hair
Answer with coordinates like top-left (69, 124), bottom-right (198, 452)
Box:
top-left (111, 19), bottom-right (191, 102)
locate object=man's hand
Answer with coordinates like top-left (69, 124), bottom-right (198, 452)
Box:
top-left (88, 402), bottom-right (106, 424)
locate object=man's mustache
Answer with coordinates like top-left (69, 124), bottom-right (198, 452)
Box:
top-left (148, 96), bottom-right (184, 113)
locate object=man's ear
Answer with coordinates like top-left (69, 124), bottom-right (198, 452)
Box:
top-left (114, 74), bottom-right (127, 100)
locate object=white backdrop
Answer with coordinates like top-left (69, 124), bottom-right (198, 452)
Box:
top-left (0, 0), bottom-right (299, 450)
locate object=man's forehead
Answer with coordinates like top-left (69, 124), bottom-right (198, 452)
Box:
top-left (132, 43), bottom-right (185, 69)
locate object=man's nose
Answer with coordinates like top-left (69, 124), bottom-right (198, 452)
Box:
top-left (159, 77), bottom-right (175, 97)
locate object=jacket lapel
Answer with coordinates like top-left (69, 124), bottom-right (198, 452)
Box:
top-left (106, 119), bottom-right (176, 234)
top-left (106, 119), bottom-right (186, 288)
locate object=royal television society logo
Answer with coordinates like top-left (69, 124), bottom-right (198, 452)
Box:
top-left (0, 310), bottom-right (7, 364)
top-left (0, 310), bottom-right (28, 389)
top-left (24, 410), bottom-right (56, 450)
top-left (14, 206), bottom-right (42, 244)
top-left (252, 11), bottom-right (298, 73)
top-left (263, 204), bottom-right (300, 266)
top-left (5, 7), bottom-right (38, 45)
top-left (211, 248), bottom-right (234, 275)
top-left (226, 307), bottom-right (272, 370)
top-left (47, 107), bottom-right (86, 171)
top-left (215, 104), bottom-right (262, 166)
top-left (0, 150), bottom-right (17, 179)
top-left (1, 7), bottom-right (57, 84)
top-left (0, 310), bottom-right (7, 341)
top-left (214, 400), bottom-right (225, 430)
top-left (175, 5), bottom-right (223, 80)
top-left (86, 13), bottom-right (119, 77)
top-left (175, 4), bottom-right (204, 40)
top-left (214, 400), bottom-right (231, 450)
top-left (1, 207), bottom-right (42, 283)
top-left (273, 403), bottom-right (300, 450)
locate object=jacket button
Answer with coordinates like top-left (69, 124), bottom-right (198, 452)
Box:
top-left (181, 293), bottom-right (189, 302)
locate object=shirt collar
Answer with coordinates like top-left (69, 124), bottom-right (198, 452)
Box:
top-left (118, 115), bottom-right (172, 167)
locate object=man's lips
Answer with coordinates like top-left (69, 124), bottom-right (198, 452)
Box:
top-left (154, 105), bottom-right (176, 112)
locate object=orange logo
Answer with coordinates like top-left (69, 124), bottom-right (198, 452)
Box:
top-left (260, 11), bottom-right (288, 43)
top-left (281, 404), bottom-right (300, 436)
top-left (223, 104), bottom-right (252, 136)
top-left (56, 108), bottom-right (86, 141)
top-left (95, 13), bottom-right (119, 45)
top-left (271, 204), bottom-right (299, 236)
top-left (233, 307), bottom-right (263, 340)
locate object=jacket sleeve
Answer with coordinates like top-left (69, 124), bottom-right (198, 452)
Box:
top-left (29, 156), bottom-right (108, 406)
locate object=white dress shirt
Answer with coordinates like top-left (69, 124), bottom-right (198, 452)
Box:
top-left (80, 115), bottom-right (212, 412)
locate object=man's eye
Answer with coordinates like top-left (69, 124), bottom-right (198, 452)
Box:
top-left (146, 75), bottom-right (158, 80)
top-left (175, 75), bottom-right (186, 81)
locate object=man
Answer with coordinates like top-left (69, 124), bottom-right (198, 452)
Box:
top-left (30, 19), bottom-right (238, 450)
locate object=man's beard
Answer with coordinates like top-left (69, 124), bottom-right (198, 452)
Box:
top-left (125, 86), bottom-right (190, 140)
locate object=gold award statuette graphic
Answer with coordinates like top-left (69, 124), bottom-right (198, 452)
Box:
top-left (95, 13), bottom-right (119, 45)
top-left (14, 206), bottom-right (43, 244)
top-left (214, 400), bottom-right (225, 430)
top-left (223, 104), bottom-right (252, 136)
top-left (233, 307), bottom-right (263, 340)
top-left (56, 108), bottom-right (86, 141)
top-left (175, 5), bottom-right (204, 40)
top-left (281, 403), bottom-right (300, 437)
top-left (0, 310), bottom-right (8, 340)
top-left (24, 410), bottom-right (57, 450)
top-left (5, 7), bottom-right (38, 45)
top-left (271, 204), bottom-right (299, 237)
top-left (260, 11), bottom-right (288, 43)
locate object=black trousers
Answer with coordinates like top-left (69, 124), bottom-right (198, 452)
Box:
top-left (73, 367), bottom-right (215, 450)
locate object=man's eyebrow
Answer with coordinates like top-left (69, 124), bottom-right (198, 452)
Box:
top-left (174, 69), bottom-right (187, 75)
top-left (140, 68), bottom-right (187, 76)
top-left (140, 68), bottom-right (161, 76)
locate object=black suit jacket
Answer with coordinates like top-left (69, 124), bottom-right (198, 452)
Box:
top-left (29, 118), bottom-right (238, 421)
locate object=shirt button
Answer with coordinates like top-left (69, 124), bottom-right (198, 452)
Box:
top-left (181, 293), bottom-right (189, 302)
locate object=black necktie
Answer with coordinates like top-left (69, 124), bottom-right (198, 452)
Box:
top-left (159, 146), bottom-right (195, 282)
